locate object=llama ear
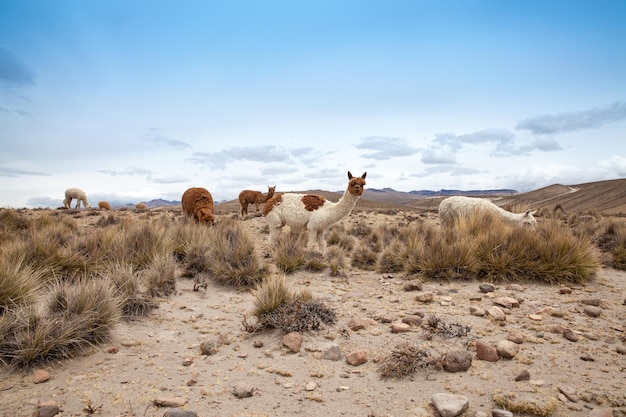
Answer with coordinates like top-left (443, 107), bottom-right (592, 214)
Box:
top-left (348, 171), bottom-right (353, 179)
top-left (361, 172), bottom-right (367, 179)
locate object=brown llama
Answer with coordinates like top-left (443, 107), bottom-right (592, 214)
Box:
top-left (238, 186), bottom-right (276, 218)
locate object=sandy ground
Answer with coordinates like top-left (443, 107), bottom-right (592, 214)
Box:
top-left (1, 211), bottom-right (625, 417)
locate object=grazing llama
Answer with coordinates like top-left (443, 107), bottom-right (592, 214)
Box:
top-left (63, 188), bottom-right (91, 209)
top-left (98, 201), bottom-right (111, 211)
top-left (263, 171), bottom-right (366, 252)
top-left (238, 186), bottom-right (276, 218)
top-left (438, 196), bottom-right (537, 227)
top-left (181, 187), bottom-right (216, 226)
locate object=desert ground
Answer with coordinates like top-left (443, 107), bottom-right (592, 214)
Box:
top-left (1, 205), bottom-right (625, 417)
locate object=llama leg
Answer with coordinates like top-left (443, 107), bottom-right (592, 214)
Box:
top-left (74, 199), bottom-right (80, 209)
top-left (315, 230), bottom-right (325, 253)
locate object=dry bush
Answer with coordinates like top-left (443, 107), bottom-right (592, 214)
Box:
top-left (376, 240), bottom-right (405, 273)
top-left (326, 246), bottom-right (346, 277)
top-left (425, 315), bottom-right (472, 338)
top-left (350, 242), bottom-right (379, 270)
top-left (246, 274), bottom-right (336, 333)
top-left (272, 231), bottom-right (306, 274)
top-left (0, 253), bottom-right (43, 315)
top-left (105, 262), bottom-right (157, 318)
top-left (0, 279), bottom-right (121, 369)
top-left (207, 217), bottom-right (269, 286)
top-left (325, 224), bottom-right (355, 251)
top-left (304, 250), bottom-right (327, 272)
top-left (592, 218), bottom-right (626, 270)
top-left (378, 343), bottom-right (435, 379)
top-left (143, 253), bottom-right (177, 297)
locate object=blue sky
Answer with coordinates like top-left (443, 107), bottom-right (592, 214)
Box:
top-left (1, 1), bottom-right (625, 208)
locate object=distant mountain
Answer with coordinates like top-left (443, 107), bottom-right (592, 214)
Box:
top-left (360, 187), bottom-right (517, 205)
top-left (118, 199), bottom-right (180, 209)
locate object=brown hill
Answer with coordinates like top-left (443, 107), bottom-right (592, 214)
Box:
top-left (211, 178), bottom-right (626, 216)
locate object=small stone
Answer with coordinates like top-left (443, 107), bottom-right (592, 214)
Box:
top-left (496, 340), bottom-right (520, 359)
top-left (493, 296), bottom-right (520, 309)
top-left (415, 292), bottom-right (434, 303)
top-left (232, 384), bottom-right (256, 399)
top-left (486, 306), bottom-right (506, 321)
top-left (492, 410), bottom-right (513, 417)
top-left (182, 359), bottom-right (193, 366)
top-left (479, 283), bottom-right (495, 293)
top-left (583, 305), bottom-right (602, 317)
top-left (563, 329), bottom-right (579, 342)
top-left (616, 346), bottom-right (626, 355)
top-left (391, 322), bottom-right (411, 333)
top-left (558, 385), bottom-right (579, 403)
top-left (548, 324), bottom-right (566, 335)
top-left (200, 340), bottom-right (219, 355)
top-left (559, 287), bottom-right (572, 294)
top-left (507, 331), bottom-right (524, 344)
top-left (442, 350), bottom-right (473, 373)
top-left (402, 315), bottom-right (422, 326)
top-left (153, 397), bottom-right (188, 407)
top-left (469, 306), bottom-right (485, 316)
top-left (32, 369), bottom-right (50, 384)
top-left (528, 314), bottom-right (543, 321)
top-left (581, 298), bottom-right (601, 306)
top-left (403, 281), bottom-right (423, 291)
top-left (580, 354), bottom-right (595, 361)
top-left (515, 369), bottom-right (530, 381)
top-left (506, 283), bottom-right (525, 292)
top-left (345, 350), bottom-right (368, 366)
top-left (107, 345), bottom-right (120, 354)
top-left (347, 318), bottom-right (374, 331)
top-left (323, 345), bottom-right (342, 361)
top-left (282, 332), bottom-right (302, 353)
top-left (475, 340), bottom-right (499, 362)
top-left (163, 409), bottom-right (199, 417)
top-left (431, 392), bottom-right (469, 417)
top-left (253, 340), bottom-right (264, 348)
top-left (587, 408), bottom-right (614, 417)
top-left (305, 381), bottom-right (317, 391)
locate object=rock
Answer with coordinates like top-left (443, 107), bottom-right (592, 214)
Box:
top-left (496, 340), bottom-right (519, 359)
top-left (391, 322), bottom-right (411, 333)
top-left (515, 369), bottom-right (530, 381)
top-left (563, 328), bottom-right (579, 342)
top-left (617, 345), bottom-right (626, 355)
top-left (200, 340), bottom-right (219, 355)
top-left (528, 314), bottom-right (543, 321)
top-left (430, 392), bottom-right (469, 417)
top-left (323, 345), bottom-right (342, 361)
top-left (346, 350), bottom-right (368, 366)
top-left (587, 409), bottom-right (614, 417)
top-left (558, 385), bottom-right (579, 402)
top-left (581, 354), bottom-right (595, 361)
top-left (32, 369), bottom-right (50, 384)
top-left (153, 397), bottom-right (188, 407)
top-left (163, 409), bottom-right (199, 417)
top-left (581, 298), bottom-right (601, 306)
top-left (34, 406), bottom-right (60, 417)
top-left (347, 318), bottom-right (374, 331)
top-left (305, 381), bottom-right (317, 391)
top-left (493, 296), bottom-right (520, 309)
top-left (442, 350), bottom-right (473, 373)
top-left (403, 281), bottom-right (423, 291)
top-left (469, 306), bottom-right (486, 316)
top-left (475, 341), bottom-right (499, 362)
top-left (486, 306), bottom-right (506, 321)
top-left (506, 284), bottom-right (525, 292)
top-left (232, 384), bottom-right (256, 398)
top-left (479, 283), bottom-right (495, 293)
top-left (402, 315), bottom-right (423, 326)
top-left (548, 324), bottom-right (566, 334)
top-left (415, 292), bottom-right (434, 303)
top-left (253, 340), bottom-right (264, 348)
top-left (583, 305), bottom-right (602, 317)
top-left (507, 331), bottom-right (524, 344)
top-left (559, 287), bottom-right (572, 294)
top-left (282, 332), bottom-right (302, 353)
top-left (492, 410), bottom-right (514, 417)
top-left (107, 345), bottom-right (120, 354)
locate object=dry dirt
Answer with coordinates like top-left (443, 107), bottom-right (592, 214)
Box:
top-left (1, 210), bottom-right (625, 417)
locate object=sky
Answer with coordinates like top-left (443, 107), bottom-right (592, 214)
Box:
top-left (1, 1), bottom-right (625, 208)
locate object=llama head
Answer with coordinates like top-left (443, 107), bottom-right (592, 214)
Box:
top-left (196, 208), bottom-right (216, 226)
top-left (523, 209), bottom-right (538, 226)
top-left (347, 171), bottom-right (367, 196)
top-left (267, 186), bottom-right (276, 197)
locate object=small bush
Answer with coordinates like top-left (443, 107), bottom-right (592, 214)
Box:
top-left (0, 253), bottom-right (42, 315)
top-left (143, 253), bottom-right (177, 297)
top-left (350, 243), bottom-right (378, 270)
top-left (273, 231), bottom-right (306, 274)
top-left (378, 343), bottom-right (435, 379)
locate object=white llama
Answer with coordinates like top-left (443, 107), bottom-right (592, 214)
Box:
top-left (263, 171), bottom-right (366, 252)
top-left (438, 196), bottom-right (537, 227)
top-left (63, 188), bottom-right (91, 209)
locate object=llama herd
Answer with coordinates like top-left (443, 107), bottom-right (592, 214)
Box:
top-left (63, 173), bottom-right (537, 252)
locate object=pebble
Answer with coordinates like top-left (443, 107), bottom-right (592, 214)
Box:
top-left (486, 306), bottom-right (506, 321)
top-left (479, 283), bottom-right (495, 293)
top-left (583, 305), bottom-right (602, 317)
top-left (430, 392), bottom-right (469, 417)
top-left (563, 328), bottom-right (579, 342)
top-left (346, 350), bottom-right (368, 366)
top-left (515, 369), bottom-right (530, 381)
top-left (391, 322), bottom-right (411, 333)
top-left (163, 409), bottom-right (199, 417)
top-left (492, 410), bottom-right (513, 417)
top-left (496, 340), bottom-right (519, 359)
top-left (153, 397), bottom-right (188, 407)
top-left (475, 340), bottom-right (499, 362)
top-left (415, 292), bottom-right (434, 303)
top-left (282, 332), bottom-right (302, 353)
top-left (32, 369), bottom-right (50, 384)
top-left (469, 306), bottom-right (486, 316)
top-left (442, 350), bottom-right (472, 373)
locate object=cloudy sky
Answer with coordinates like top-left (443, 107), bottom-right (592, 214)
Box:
top-left (1, 1), bottom-right (625, 208)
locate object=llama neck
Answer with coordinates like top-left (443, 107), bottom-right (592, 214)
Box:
top-left (325, 188), bottom-right (360, 222)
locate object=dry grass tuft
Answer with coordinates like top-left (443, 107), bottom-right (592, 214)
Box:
top-left (378, 343), bottom-right (435, 379)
